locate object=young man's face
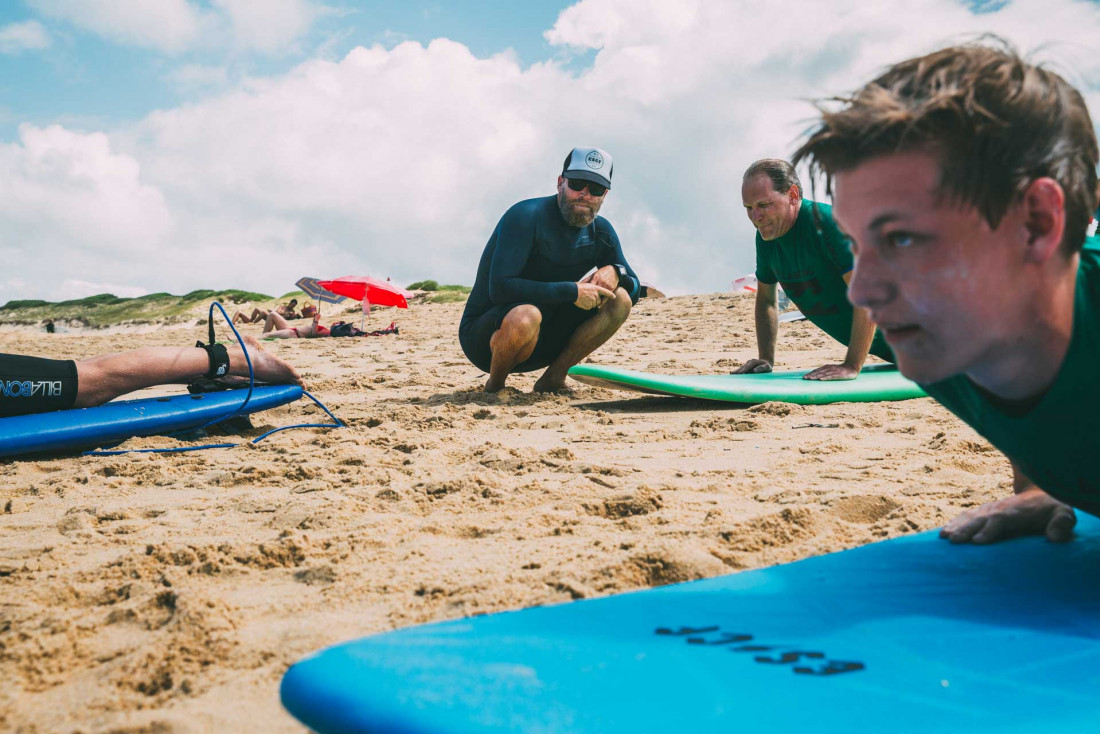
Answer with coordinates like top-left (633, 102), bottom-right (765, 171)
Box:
top-left (834, 151), bottom-right (1030, 385)
top-left (741, 175), bottom-right (800, 241)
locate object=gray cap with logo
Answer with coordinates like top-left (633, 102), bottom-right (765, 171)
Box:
top-left (562, 147), bottom-right (613, 189)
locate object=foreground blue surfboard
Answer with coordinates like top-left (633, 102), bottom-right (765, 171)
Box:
top-left (0, 385), bottom-right (303, 457)
top-left (282, 513), bottom-right (1100, 734)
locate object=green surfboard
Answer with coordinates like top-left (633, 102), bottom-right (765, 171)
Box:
top-left (568, 363), bottom-right (926, 405)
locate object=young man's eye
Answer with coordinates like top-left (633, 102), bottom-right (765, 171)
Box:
top-left (887, 232), bottom-right (915, 248)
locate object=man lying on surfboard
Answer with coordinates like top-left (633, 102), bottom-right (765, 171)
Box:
top-left (793, 39), bottom-right (1099, 545)
top-left (0, 337), bottom-right (303, 418)
top-left (735, 158), bottom-right (894, 381)
top-left (460, 147), bottom-right (642, 393)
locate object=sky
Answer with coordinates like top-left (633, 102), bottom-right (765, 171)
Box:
top-left (1, 0), bottom-right (1099, 302)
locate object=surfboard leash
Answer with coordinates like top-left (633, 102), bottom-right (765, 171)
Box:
top-left (82, 301), bottom-right (344, 456)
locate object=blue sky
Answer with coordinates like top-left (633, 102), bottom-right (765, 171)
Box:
top-left (1, 0), bottom-right (1099, 302)
top-left (0, 1), bottom-right (575, 141)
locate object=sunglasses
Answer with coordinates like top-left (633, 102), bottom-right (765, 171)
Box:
top-left (566, 178), bottom-right (608, 197)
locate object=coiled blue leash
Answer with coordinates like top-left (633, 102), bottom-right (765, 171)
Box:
top-left (83, 301), bottom-right (343, 456)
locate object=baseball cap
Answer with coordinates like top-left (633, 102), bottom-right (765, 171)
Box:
top-left (562, 147), bottom-right (613, 189)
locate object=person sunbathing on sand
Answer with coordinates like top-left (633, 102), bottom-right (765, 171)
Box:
top-left (233, 299), bottom-right (300, 324)
top-left (0, 336), bottom-right (303, 418)
top-left (793, 39), bottom-right (1099, 545)
top-left (261, 311), bottom-right (330, 338)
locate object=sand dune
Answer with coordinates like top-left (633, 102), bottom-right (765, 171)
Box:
top-left (0, 293), bottom-right (1008, 733)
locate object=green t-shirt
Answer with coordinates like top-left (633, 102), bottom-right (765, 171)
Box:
top-left (755, 199), bottom-right (893, 362)
top-left (922, 236), bottom-right (1100, 516)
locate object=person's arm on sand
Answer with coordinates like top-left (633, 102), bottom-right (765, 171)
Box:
top-left (733, 282), bottom-right (778, 374)
top-left (804, 271), bottom-right (874, 381)
top-left (940, 459), bottom-right (1076, 544)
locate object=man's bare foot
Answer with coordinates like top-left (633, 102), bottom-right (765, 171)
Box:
top-left (484, 375), bottom-right (507, 392)
top-left (532, 372), bottom-right (570, 393)
top-left (939, 488), bottom-right (1076, 544)
top-left (231, 335), bottom-right (304, 387)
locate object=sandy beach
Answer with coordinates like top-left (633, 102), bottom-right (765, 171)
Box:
top-left (0, 293), bottom-right (1009, 733)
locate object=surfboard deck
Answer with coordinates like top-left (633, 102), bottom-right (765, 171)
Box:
top-left (282, 513), bottom-right (1100, 734)
top-left (568, 362), bottom-right (926, 404)
top-left (0, 385), bottom-right (303, 457)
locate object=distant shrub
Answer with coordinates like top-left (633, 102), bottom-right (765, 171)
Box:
top-left (57, 294), bottom-right (125, 307)
top-left (407, 280), bottom-right (439, 291)
top-left (0, 299), bottom-right (50, 310)
top-left (437, 284), bottom-right (472, 293)
top-left (221, 290), bottom-right (270, 304)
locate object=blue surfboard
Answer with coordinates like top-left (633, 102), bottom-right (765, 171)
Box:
top-left (0, 385), bottom-right (303, 457)
top-left (282, 514), bottom-right (1100, 734)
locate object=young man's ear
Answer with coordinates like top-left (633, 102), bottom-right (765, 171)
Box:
top-left (1021, 177), bottom-right (1067, 264)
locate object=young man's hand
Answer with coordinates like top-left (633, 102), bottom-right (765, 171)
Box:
top-left (940, 488), bottom-right (1076, 544)
top-left (732, 358), bottom-right (772, 374)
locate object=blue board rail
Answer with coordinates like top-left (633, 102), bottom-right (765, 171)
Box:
top-left (282, 514), bottom-right (1100, 734)
top-left (0, 385), bottom-right (303, 457)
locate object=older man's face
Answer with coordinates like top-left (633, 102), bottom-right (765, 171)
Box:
top-left (557, 176), bottom-right (605, 227)
top-left (742, 175), bottom-right (800, 241)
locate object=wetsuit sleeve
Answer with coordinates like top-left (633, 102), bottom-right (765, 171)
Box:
top-left (754, 234), bottom-right (778, 284)
top-left (815, 204), bottom-right (855, 274)
top-left (595, 223), bottom-right (642, 304)
top-left (487, 206), bottom-right (579, 305)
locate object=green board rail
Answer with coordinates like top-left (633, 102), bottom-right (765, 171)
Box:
top-left (567, 362), bottom-right (927, 405)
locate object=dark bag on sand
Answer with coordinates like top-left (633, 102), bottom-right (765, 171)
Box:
top-left (329, 320), bottom-right (399, 338)
top-left (330, 322), bottom-right (357, 338)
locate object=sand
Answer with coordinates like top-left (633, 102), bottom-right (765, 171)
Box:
top-left (0, 293), bottom-right (1009, 733)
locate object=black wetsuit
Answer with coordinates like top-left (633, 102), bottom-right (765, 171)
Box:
top-left (0, 354), bottom-right (79, 417)
top-left (459, 195), bottom-right (640, 373)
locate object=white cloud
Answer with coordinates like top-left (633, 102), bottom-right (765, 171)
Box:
top-left (211, 0), bottom-right (321, 54)
top-left (0, 20), bottom-right (50, 54)
top-left (0, 125), bottom-right (173, 301)
top-left (4, 0), bottom-right (1100, 302)
top-left (28, 0), bottom-right (204, 53)
top-left (58, 279), bottom-right (149, 300)
top-left (28, 0), bottom-right (323, 54)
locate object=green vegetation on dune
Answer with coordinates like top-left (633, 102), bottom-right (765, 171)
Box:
top-left (0, 280), bottom-right (473, 328)
top-left (0, 289), bottom-right (275, 328)
top-left (407, 280), bottom-right (471, 303)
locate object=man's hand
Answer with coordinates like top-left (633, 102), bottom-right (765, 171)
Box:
top-left (574, 283), bottom-right (614, 310)
top-left (940, 487), bottom-right (1077, 544)
top-left (803, 363), bottom-right (859, 381)
top-left (732, 358), bottom-right (772, 374)
top-left (584, 265), bottom-right (620, 292)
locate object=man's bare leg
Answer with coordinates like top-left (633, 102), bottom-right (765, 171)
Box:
top-left (485, 305), bottom-right (541, 392)
top-left (533, 288), bottom-right (632, 392)
top-left (74, 336), bottom-right (303, 407)
top-left (262, 312), bottom-right (292, 333)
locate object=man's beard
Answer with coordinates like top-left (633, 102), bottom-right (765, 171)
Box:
top-left (558, 193), bottom-right (600, 227)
